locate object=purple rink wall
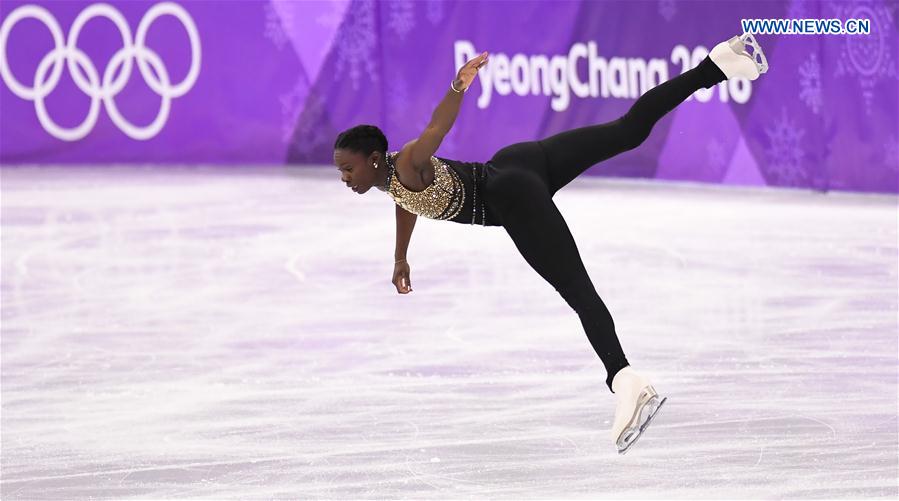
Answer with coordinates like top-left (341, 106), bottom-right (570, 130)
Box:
top-left (0, 0), bottom-right (897, 195)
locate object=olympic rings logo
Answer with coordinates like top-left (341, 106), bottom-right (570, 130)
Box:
top-left (0, 2), bottom-right (201, 141)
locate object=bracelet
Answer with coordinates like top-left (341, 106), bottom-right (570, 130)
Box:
top-left (450, 79), bottom-right (466, 93)
top-left (395, 258), bottom-right (407, 264)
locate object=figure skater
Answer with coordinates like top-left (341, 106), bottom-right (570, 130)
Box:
top-left (333, 34), bottom-right (768, 454)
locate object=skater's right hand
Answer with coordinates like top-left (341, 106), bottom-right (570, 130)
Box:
top-left (392, 260), bottom-right (412, 294)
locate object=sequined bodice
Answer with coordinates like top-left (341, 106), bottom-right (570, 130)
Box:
top-left (383, 151), bottom-right (498, 226)
top-left (385, 151), bottom-right (465, 221)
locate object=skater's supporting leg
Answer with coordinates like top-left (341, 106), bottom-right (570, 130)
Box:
top-left (538, 55), bottom-right (727, 194)
top-left (485, 169), bottom-right (630, 392)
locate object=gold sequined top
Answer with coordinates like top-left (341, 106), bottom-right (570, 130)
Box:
top-left (384, 151), bottom-right (465, 221)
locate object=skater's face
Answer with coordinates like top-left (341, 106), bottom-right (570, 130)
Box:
top-left (333, 148), bottom-right (381, 195)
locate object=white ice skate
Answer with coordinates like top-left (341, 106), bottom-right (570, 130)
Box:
top-left (709, 32), bottom-right (769, 81)
top-left (610, 366), bottom-right (667, 455)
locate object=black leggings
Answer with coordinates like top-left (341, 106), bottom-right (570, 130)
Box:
top-left (483, 56), bottom-right (726, 393)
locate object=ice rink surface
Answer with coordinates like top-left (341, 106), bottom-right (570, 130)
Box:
top-left (2, 165), bottom-right (897, 499)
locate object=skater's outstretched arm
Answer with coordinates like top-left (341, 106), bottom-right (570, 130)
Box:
top-left (392, 204), bottom-right (416, 294)
top-left (408, 51), bottom-right (489, 172)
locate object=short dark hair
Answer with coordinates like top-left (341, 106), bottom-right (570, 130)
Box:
top-left (333, 125), bottom-right (388, 157)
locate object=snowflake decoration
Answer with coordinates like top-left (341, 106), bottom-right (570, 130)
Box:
top-left (289, 92), bottom-right (330, 161)
top-left (425, 0), bottom-right (445, 25)
top-left (279, 78), bottom-right (309, 143)
top-left (316, 0), bottom-right (345, 28)
top-left (386, 0), bottom-right (415, 41)
top-left (658, 0), bottom-right (676, 22)
top-left (314, 1), bottom-right (345, 61)
top-left (334, 0), bottom-right (378, 91)
top-left (386, 74), bottom-right (411, 128)
top-left (263, 1), bottom-right (291, 50)
top-left (706, 138), bottom-right (727, 177)
top-left (828, 0), bottom-right (898, 115)
top-left (885, 133), bottom-right (899, 172)
top-left (787, 0), bottom-right (814, 20)
top-left (764, 107), bottom-right (808, 187)
top-left (798, 52), bottom-right (823, 114)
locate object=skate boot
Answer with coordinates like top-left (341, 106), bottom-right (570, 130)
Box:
top-left (609, 365), bottom-right (667, 455)
top-left (709, 32), bottom-right (769, 80)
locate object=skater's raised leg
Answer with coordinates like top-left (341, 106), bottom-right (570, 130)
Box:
top-left (538, 55), bottom-right (726, 194)
top-left (539, 33), bottom-right (769, 195)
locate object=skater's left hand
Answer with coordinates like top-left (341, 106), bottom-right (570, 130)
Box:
top-left (455, 51), bottom-right (488, 92)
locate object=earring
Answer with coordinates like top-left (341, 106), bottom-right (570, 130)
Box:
top-left (373, 163), bottom-right (378, 169)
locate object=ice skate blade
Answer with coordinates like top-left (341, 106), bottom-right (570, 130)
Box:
top-left (739, 32), bottom-right (769, 74)
top-left (615, 390), bottom-right (667, 455)
top-left (715, 33), bottom-right (768, 80)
